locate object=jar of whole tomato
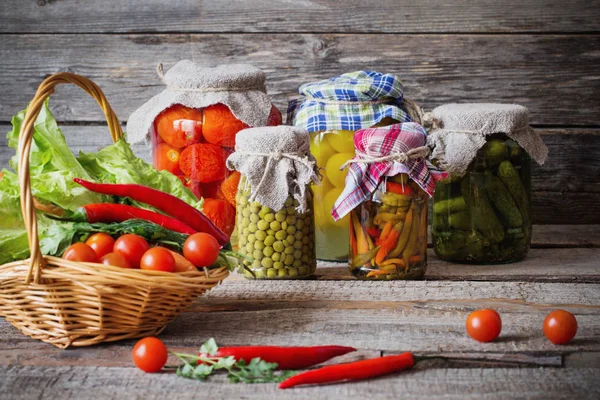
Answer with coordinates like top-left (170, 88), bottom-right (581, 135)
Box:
top-left (428, 104), bottom-right (548, 264)
top-left (332, 123), bottom-right (446, 280)
top-left (288, 71), bottom-right (417, 261)
top-left (127, 61), bottom-right (281, 238)
top-left (227, 126), bottom-right (320, 279)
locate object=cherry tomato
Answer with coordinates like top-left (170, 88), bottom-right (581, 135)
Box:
top-left (62, 242), bottom-right (99, 263)
top-left (466, 309), bottom-right (502, 342)
top-left (202, 103), bottom-right (248, 147)
top-left (113, 234), bottom-right (150, 269)
top-left (100, 252), bottom-right (132, 269)
top-left (140, 247), bottom-right (176, 273)
top-left (183, 232), bottom-right (220, 267)
top-left (132, 337), bottom-right (168, 373)
top-left (155, 143), bottom-right (182, 175)
top-left (85, 233), bottom-right (115, 259)
top-left (543, 310), bottom-right (578, 345)
top-left (154, 104), bottom-right (203, 149)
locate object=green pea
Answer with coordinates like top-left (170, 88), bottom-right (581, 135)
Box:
top-left (292, 259), bottom-right (302, 268)
top-left (242, 227), bottom-right (250, 236)
top-left (243, 259), bottom-right (251, 267)
top-left (245, 243), bottom-right (254, 253)
top-left (286, 215), bottom-right (297, 225)
top-left (293, 250), bottom-right (302, 259)
top-left (267, 268), bottom-right (276, 278)
top-left (252, 259), bottom-right (262, 269)
top-left (264, 235), bottom-right (275, 246)
top-left (257, 220), bottom-right (269, 231)
top-left (250, 213), bottom-right (260, 223)
top-left (258, 209), bottom-right (268, 219)
top-left (238, 196), bottom-right (248, 206)
top-left (262, 258), bottom-right (274, 269)
top-left (270, 220), bottom-right (281, 231)
top-left (248, 234), bottom-right (256, 244)
top-left (287, 226), bottom-right (297, 235)
top-left (255, 268), bottom-right (266, 279)
top-left (275, 231), bottom-right (287, 241)
top-left (298, 266), bottom-right (308, 276)
top-left (273, 241), bottom-right (285, 252)
top-left (286, 234), bottom-right (296, 245)
top-left (241, 217), bottom-right (250, 227)
top-left (248, 223), bottom-right (258, 233)
top-left (250, 203), bottom-right (261, 213)
top-left (275, 211), bottom-right (286, 222)
top-left (242, 208), bottom-right (251, 218)
top-left (255, 230), bottom-right (267, 241)
top-left (285, 197), bottom-right (293, 207)
top-left (284, 254), bottom-right (294, 266)
top-left (301, 255), bottom-right (309, 263)
top-left (267, 229), bottom-right (276, 236)
top-left (302, 226), bottom-right (310, 235)
top-left (274, 261), bottom-right (284, 269)
top-left (294, 241), bottom-right (303, 250)
top-left (263, 246), bottom-right (274, 257)
top-left (278, 269), bottom-right (287, 277)
top-left (288, 267), bottom-right (299, 277)
top-left (302, 244), bottom-right (310, 253)
top-left (284, 246), bottom-right (294, 255)
top-left (296, 219), bottom-right (304, 230)
top-left (264, 213), bottom-right (275, 223)
top-left (272, 252), bottom-right (281, 262)
top-left (281, 221), bottom-right (288, 231)
top-left (295, 231), bottom-right (303, 241)
top-left (254, 241), bottom-right (265, 251)
top-left (302, 236), bottom-right (309, 245)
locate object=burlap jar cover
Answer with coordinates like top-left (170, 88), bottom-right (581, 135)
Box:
top-left (226, 126), bottom-right (320, 212)
top-left (127, 60), bottom-right (273, 143)
top-left (426, 103), bottom-right (548, 176)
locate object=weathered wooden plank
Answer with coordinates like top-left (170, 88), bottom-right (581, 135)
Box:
top-left (532, 191), bottom-right (600, 225)
top-left (1, 366), bottom-right (598, 400)
top-left (1, 0), bottom-right (599, 33)
top-left (0, 34), bottom-right (598, 125)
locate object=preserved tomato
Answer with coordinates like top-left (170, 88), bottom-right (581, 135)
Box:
top-left (154, 105), bottom-right (202, 148)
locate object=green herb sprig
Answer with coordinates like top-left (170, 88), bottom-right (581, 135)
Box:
top-left (170, 338), bottom-right (297, 384)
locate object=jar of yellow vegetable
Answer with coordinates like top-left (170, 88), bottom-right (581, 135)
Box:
top-left (332, 123), bottom-right (446, 279)
top-left (428, 104), bottom-right (548, 264)
top-left (226, 126), bottom-right (320, 279)
top-left (288, 71), bottom-right (416, 261)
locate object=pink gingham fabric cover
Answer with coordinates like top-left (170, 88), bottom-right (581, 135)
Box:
top-left (331, 122), bottom-right (447, 221)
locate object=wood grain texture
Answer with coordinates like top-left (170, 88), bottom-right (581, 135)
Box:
top-left (0, 34), bottom-right (598, 125)
top-left (1, 366), bottom-right (598, 400)
top-left (1, 0), bottom-right (599, 34)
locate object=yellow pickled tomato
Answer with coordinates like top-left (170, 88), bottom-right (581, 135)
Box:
top-left (323, 188), bottom-right (350, 228)
top-left (325, 152), bottom-right (354, 188)
top-left (309, 133), bottom-right (336, 168)
top-left (312, 178), bottom-right (334, 228)
top-left (325, 130), bottom-right (356, 153)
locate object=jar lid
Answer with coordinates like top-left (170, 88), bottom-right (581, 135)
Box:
top-left (226, 126), bottom-right (320, 213)
top-left (427, 103), bottom-right (548, 177)
top-left (287, 71), bottom-right (412, 132)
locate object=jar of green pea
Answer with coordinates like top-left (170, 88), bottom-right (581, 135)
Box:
top-left (227, 126), bottom-right (319, 279)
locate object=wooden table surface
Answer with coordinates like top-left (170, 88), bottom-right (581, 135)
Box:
top-left (1, 224), bottom-right (599, 399)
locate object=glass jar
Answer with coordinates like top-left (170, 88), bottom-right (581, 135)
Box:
top-left (236, 177), bottom-right (317, 279)
top-left (310, 118), bottom-right (399, 261)
top-left (151, 103), bottom-right (281, 238)
top-left (432, 135), bottom-right (532, 263)
top-left (349, 173), bottom-right (428, 279)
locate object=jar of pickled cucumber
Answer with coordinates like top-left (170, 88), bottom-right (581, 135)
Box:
top-left (288, 71), bottom-right (417, 261)
top-left (126, 60), bottom-right (280, 239)
top-left (227, 126), bottom-right (320, 279)
top-left (427, 104), bottom-right (548, 264)
top-left (331, 123), bottom-right (445, 280)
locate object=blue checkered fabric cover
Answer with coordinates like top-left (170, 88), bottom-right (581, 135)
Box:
top-left (288, 71), bottom-right (411, 132)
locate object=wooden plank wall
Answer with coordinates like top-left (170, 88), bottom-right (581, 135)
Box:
top-left (0, 0), bottom-right (598, 224)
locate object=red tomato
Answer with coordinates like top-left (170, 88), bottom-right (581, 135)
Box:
top-left (466, 309), bottom-right (502, 342)
top-left (113, 234), bottom-right (150, 269)
top-left (183, 232), bottom-right (220, 267)
top-left (179, 143), bottom-right (227, 183)
top-left (155, 143), bottom-right (182, 175)
top-left (100, 252), bottom-right (132, 269)
top-left (154, 105), bottom-right (203, 149)
top-left (543, 310), bottom-right (578, 345)
top-left (62, 242), bottom-right (99, 263)
top-left (140, 247), bottom-right (176, 273)
top-left (202, 198), bottom-right (236, 237)
top-left (267, 105), bottom-right (282, 126)
top-left (202, 103), bottom-right (249, 147)
top-left (132, 337), bottom-right (168, 373)
top-left (85, 233), bottom-right (116, 259)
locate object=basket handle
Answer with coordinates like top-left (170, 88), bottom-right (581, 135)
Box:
top-left (18, 72), bottom-right (123, 284)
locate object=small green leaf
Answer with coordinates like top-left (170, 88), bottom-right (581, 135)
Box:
top-left (193, 364), bottom-right (214, 379)
top-left (217, 356), bottom-right (237, 369)
top-left (199, 338), bottom-right (219, 356)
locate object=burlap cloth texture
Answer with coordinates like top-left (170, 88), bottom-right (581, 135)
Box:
top-left (426, 103), bottom-right (548, 177)
top-left (127, 60), bottom-right (272, 143)
top-left (226, 126), bottom-right (320, 213)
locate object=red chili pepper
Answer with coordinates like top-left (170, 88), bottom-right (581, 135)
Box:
top-left (73, 178), bottom-right (228, 245)
top-left (74, 203), bottom-right (196, 234)
top-left (386, 181), bottom-right (413, 195)
top-left (200, 345), bottom-right (356, 370)
top-left (278, 352), bottom-right (414, 389)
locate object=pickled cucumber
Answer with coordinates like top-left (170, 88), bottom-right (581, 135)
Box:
top-left (497, 160), bottom-right (529, 223)
top-left (237, 182), bottom-right (316, 280)
top-left (448, 210), bottom-right (471, 230)
top-left (485, 173), bottom-right (523, 228)
top-left (481, 139), bottom-right (509, 167)
top-left (433, 196), bottom-right (467, 214)
top-left (461, 177), bottom-right (505, 243)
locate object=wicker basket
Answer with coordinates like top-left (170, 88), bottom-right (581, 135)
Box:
top-left (0, 72), bottom-right (229, 348)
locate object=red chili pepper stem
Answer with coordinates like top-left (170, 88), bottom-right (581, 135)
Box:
top-left (73, 178), bottom-right (228, 245)
top-left (278, 352), bottom-right (415, 389)
top-left (199, 345), bottom-right (357, 370)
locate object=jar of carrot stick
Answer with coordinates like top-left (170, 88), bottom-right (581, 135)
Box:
top-left (126, 60), bottom-right (281, 239)
top-left (331, 123), bottom-right (446, 280)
